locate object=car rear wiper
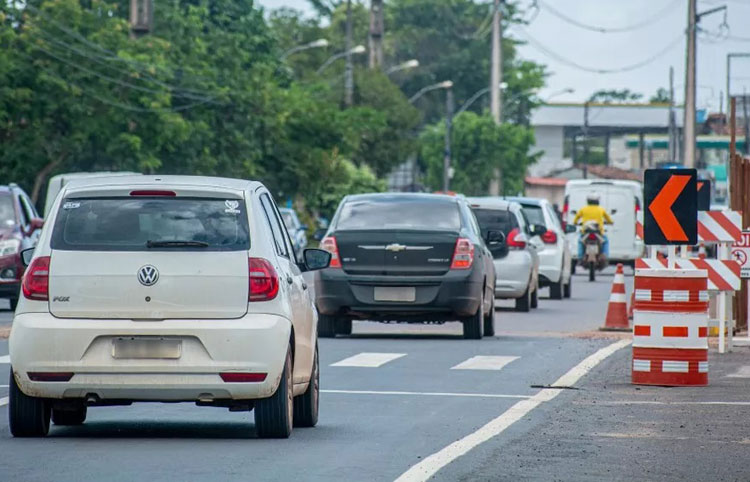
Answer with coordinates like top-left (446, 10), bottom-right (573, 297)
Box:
top-left (146, 240), bottom-right (210, 248)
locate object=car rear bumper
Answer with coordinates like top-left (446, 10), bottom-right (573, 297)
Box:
top-left (0, 254), bottom-right (22, 297)
top-left (9, 312), bottom-right (292, 401)
top-left (493, 253), bottom-right (533, 298)
top-left (537, 248), bottom-right (563, 285)
top-left (315, 268), bottom-right (483, 320)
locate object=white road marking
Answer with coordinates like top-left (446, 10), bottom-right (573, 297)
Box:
top-left (330, 352), bottom-right (406, 368)
top-left (450, 355), bottom-right (519, 371)
top-left (0, 397), bottom-right (7, 407)
top-left (726, 365), bottom-right (750, 378)
top-left (321, 389), bottom-right (530, 399)
top-left (395, 339), bottom-right (631, 482)
top-left (0, 355), bottom-right (9, 364)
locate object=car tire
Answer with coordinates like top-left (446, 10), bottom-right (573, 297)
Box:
top-left (318, 314), bottom-right (337, 338)
top-left (51, 406), bottom-right (87, 426)
top-left (550, 276), bottom-right (563, 300)
top-left (483, 295), bottom-right (495, 337)
top-left (9, 297), bottom-right (18, 311)
top-left (9, 369), bottom-right (50, 438)
top-left (255, 348), bottom-right (293, 439)
top-left (515, 285), bottom-right (531, 312)
top-left (293, 344), bottom-right (319, 428)
top-left (463, 291), bottom-right (484, 340)
top-left (531, 285), bottom-right (539, 309)
top-left (336, 318), bottom-right (352, 336)
top-left (564, 277), bottom-right (572, 298)
top-left (571, 263), bottom-right (577, 275)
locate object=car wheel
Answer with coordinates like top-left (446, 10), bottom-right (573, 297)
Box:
top-left (9, 368), bottom-right (50, 438)
top-left (550, 276), bottom-right (563, 300)
top-left (255, 348), bottom-right (293, 439)
top-left (336, 318), bottom-right (352, 336)
top-left (564, 276), bottom-right (572, 298)
top-left (318, 314), bottom-right (337, 338)
top-left (571, 263), bottom-right (577, 275)
top-left (293, 344), bottom-right (319, 428)
top-left (515, 285), bottom-right (531, 312)
top-left (52, 406), bottom-right (87, 426)
top-left (483, 295), bottom-right (495, 337)
top-left (9, 297), bottom-right (18, 311)
top-left (462, 291), bottom-right (484, 340)
top-left (530, 284), bottom-right (539, 309)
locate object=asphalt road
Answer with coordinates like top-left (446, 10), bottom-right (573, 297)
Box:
top-left (0, 270), bottom-right (645, 481)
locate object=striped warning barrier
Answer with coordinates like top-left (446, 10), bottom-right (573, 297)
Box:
top-left (635, 210), bottom-right (643, 241)
top-left (697, 210), bottom-right (742, 243)
top-left (635, 258), bottom-right (740, 291)
top-left (632, 268), bottom-right (708, 386)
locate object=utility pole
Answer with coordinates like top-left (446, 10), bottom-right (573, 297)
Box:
top-left (683, 0), bottom-right (697, 168)
top-left (129, 0), bottom-right (153, 38)
top-left (583, 101), bottom-right (590, 179)
top-left (744, 88), bottom-right (750, 156)
top-left (443, 87), bottom-right (454, 192)
top-left (368, 0), bottom-right (384, 69)
top-left (668, 66), bottom-right (677, 163)
top-left (344, 0), bottom-right (354, 107)
top-left (490, 0), bottom-right (503, 124)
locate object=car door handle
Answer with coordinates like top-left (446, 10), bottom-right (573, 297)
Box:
top-left (286, 275), bottom-right (293, 285)
top-left (302, 282), bottom-right (308, 290)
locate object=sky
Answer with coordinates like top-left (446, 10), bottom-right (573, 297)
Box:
top-left (257, 0), bottom-right (750, 113)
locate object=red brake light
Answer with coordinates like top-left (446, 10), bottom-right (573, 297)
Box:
top-left (507, 228), bottom-right (526, 249)
top-left (130, 190), bottom-right (176, 196)
top-left (450, 238), bottom-right (475, 269)
top-left (587, 233), bottom-right (598, 241)
top-left (320, 236), bottom-right (341, 268)
top-left (541, 230), bottom-right (557, 244)
top-left (22, 256), bottom-right (50, 301)
top-left (220, 372), bottom-right (267, 383)
top-left (248, 258), bottom-right (279, 302)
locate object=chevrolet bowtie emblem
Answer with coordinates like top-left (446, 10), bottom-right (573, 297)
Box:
top-left (385, 243), bottom-right (407, 252)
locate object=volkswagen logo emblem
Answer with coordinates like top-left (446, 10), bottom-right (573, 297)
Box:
top-left (137, 265), bottom-right (159, 286)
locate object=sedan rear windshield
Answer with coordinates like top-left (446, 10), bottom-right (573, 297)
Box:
top-left (336, 199), bottom-right (461, 231)
top-left (520, 205), bottom-right (545, 227)
top-left (0, 195), bottom-right (15, 228)
top-left (472, 208), bottom-right (518, 236)
top-left (51, 197), bottom-right (250, 251)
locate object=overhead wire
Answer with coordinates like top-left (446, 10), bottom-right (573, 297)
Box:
top-left (536, 0), bottom-right (682, 34)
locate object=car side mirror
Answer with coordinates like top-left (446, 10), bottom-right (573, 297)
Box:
top-left (21, 248), bottom-right (35, 267)
top-left (312, 228), bottom-right (327, 242)
top-left (529, 224), bottom-right (546, 236)
top-left (565, 224), bottom-right (577, 234)
top-left (302, 248), bottom-right (331, 271)
top-left (27, 218), bottom-right (44, 235)
top-left (485, 230), bottom-right (506, 246)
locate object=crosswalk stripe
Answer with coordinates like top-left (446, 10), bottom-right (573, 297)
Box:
top-left (0, 397), bottom-right (7, 407)
top-left (330, 352), bottom-right (406, 368)
top-left (451, 355), bottom-right (519, 371)
top-left (0, 355), bottom-right (9, 364)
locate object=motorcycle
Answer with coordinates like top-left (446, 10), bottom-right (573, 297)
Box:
top-left (579, 220), bottom-right (608, 282)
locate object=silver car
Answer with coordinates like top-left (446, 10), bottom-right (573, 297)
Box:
top-left (468, 198), bottom-right (540, 312)
top-left (279, 207), bottom-right (308, 259)
top-left (506, 197), bottom-right (573, 300)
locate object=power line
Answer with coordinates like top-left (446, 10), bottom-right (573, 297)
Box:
top-left (536, 0), bottom-right (682, 34)
top-left (515, 28), bottom-right (684, 74)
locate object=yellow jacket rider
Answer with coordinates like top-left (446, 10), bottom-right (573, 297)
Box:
top-left (573, 193), bottom-right (612, 257)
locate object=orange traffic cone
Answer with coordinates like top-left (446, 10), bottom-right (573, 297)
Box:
top-left (601, 263), bottom-right (630, 331)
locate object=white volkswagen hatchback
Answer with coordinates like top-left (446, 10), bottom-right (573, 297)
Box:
top-left (9, 176), bottom-right (330, 438)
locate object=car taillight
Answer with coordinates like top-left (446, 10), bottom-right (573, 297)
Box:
top-left (450, 238), bottom-right (474, 269)
top-left (320, 236), bottom-right (341, 268)
top-left (541, 230), bottom-right (557, 244)
top-left (507, 228), bottom-right (526, 249)
top-left (220, 372), bottom-right (267, 383)
top-left (562, 198), bottom-right (570, 230)
top-left (21, 256), bottom-right (50, 301)
top-left (248, 258), bottom-right (279, 302)
top-left (587, 233), bottom-right (598, 241)
top-left (130, 190), bottom-right (176, 196)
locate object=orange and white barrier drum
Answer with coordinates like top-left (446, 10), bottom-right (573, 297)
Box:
top-left (632, 268), bottom-right (709, 386)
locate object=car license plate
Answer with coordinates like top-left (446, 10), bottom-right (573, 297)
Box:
top-left (374, 286), bottom-right (416, 302)
top-left (586, 244), bottom-right (599, 255)
top-left (112, 337), bottom-right (182, 359)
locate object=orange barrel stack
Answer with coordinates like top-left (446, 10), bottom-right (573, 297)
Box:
top-left (631, 267), bottom-right (709, 386)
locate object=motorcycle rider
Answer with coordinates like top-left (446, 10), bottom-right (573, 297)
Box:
top-left (572, 193), bottom-right (613, 259)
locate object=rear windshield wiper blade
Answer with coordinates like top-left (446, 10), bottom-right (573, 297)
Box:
top-left (146, 240), bottom-right (209, 248)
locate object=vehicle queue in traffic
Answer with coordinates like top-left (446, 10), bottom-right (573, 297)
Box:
top-left (4, 172), bottom-right (647, 439)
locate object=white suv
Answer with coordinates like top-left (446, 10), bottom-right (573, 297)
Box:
top-left (8, 176), bottom-right (330, 438)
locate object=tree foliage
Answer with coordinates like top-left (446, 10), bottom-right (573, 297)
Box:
top-left (589, 89), bottom-right (643, 104)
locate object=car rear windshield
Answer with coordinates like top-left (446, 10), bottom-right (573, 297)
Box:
top-left (472, 208), bottom-right (518, 236)
top-left (521, 205), bottom-right (545, 227)
top-left (0, 195), bottom-right (15, 228)
top-left (51, 197), bottom-right (250, 251)
top-left (336, 199), bottom-right (460, 231)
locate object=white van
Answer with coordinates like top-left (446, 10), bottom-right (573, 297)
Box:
top-left (44, 172), bottom-right (138, 217)
top-left (563, 179), bottom-right (644, 267)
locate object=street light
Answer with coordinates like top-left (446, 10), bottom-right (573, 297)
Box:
top-left (386, 59), bottom-right (419, 75)
top-left (281, 39), bottom-right (329, 59)
top-left (545, 87), bottom-right (575, 102)
top-left (408, 80), bottom-right (453, 104)
top-left (455, 82), bottom-right (509, 116)
top-left (316, 45), bottom-right (366, 74)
